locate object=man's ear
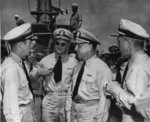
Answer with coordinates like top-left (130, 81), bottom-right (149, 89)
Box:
top-left (89, 44), bottom-right (93, 50)
top-left (127, 38), bottom-right (133, 48)
top-left (18, 41), bottom-right (24, 49)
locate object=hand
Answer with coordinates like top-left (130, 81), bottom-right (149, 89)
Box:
top-left (118, 92), bottom-right (130, 109)
top-left (37, 68), bottom-right (53, 76)
top-left (118, 90), bottom-right (135, 109)
top-left (105, 81), bottom-right (121, 95)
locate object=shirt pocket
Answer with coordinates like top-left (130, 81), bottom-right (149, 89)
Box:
top-left (83, 75), bottom-right (97, 93)
top-left (63, 67), bottom-right (74, 83)
top-left (19, 72), bottom-right (30, 96)
top-left (64, 67), bottom-right (73, 75)
top-left (19, 80), bottom-right (30, 97)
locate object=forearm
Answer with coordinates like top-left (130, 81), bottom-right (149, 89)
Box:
top-left (65, 86), bottom-right (72, 120)
top-left (30, 63), bottom-right (44, 80)
top-left (95, 68), bottom-right (112, 121)
top-left (29, 67), bottom-right (40, 81)
top-left (95, 95), bottom-right (106, 121)
top-left (95, 87), bottom-right (111, 122)
top-left (106, 81), bottom-right (136, 109)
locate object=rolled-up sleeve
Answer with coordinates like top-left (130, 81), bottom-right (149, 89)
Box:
top-left (3, 67), bottom-right (22, 122)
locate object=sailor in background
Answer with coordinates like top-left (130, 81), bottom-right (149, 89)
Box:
top-left (65, 28), bottom-right (112, 122)
top-left (1, 23), bottom-right (37, 122)
top-left (14, 14), bottom-right (25, 26)
top-left (105, 19), bottom-right (150, 122)
top-left (70, 3), bottom-right (82, 33)
top-left (30, 28), bottom-right (77, 122)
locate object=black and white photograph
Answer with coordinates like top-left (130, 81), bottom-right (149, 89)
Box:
top-left (1, 0), bottom-right (150, 122)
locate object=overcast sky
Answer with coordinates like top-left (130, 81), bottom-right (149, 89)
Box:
top-left (1, 0), bottom-right (150, 52)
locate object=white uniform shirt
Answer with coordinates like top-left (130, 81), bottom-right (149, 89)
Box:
top-left (118, 51), bottom-right (150, 121)
top-left (66, 55), bottom-right (112, 120)
top-left (108, 51), bottom-right (150, 103)
top-left (122, 51), bottom-right (150, 98)
top-left (30, 53), bottom-right (77, 92)
top-left (1, 52), bottom-right (33, 122)
top-left (106, 51), bottom-right (150, 122)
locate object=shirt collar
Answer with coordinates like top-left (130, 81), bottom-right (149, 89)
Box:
top-left (55, 53), bottom-right (69, 63)
top-left (85, 54), bottom-right (97, 67)
top-left (9, 52), bottom-right (22, 66)
top-left (128, 50), bottom-right (145, 66)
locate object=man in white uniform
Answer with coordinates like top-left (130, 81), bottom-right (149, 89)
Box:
top-left (105, 19), bottom-right (150, 122)
top-left (30, 28), bottom-right (77, 122)
top-left (1, 23), bottom-right (37, 122)
top-left (65, 28), bottom-right (112, 122)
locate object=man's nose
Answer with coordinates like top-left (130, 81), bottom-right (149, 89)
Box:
top-left (75, 44), bottom-right (78, 51)
top-left (58, 44), bottom-right (62, 49)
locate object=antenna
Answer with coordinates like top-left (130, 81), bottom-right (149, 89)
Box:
top-left (59, 0), bottom-right (61, 9)
top-left (28, 0), bottom-right (36, 20)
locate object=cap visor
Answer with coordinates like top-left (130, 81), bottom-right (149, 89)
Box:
top-left (55, 37), bottom-right (70, 42)
top-left (110, 33), bottom-right (120, 37)
top-left (74, 38), bottom-right (90, 44)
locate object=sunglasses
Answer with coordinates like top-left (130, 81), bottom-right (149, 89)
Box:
top-left (55, 41), bottom-right (66, 47)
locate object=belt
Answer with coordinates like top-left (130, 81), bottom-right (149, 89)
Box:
top-left (19, 102), bottom-right (31, 107)
top-left (46, 91), bottom-right (67, 96)
top-left (73, 97), bottom-right (99, 104)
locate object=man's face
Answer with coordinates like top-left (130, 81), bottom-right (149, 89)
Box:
top-left (21, 39), bottom-right (32, 59)
top-left (55, 39), bottom-right (69, 56)
top-left (72, 6), bottom-right (78, 13)
top-left (75, 43), bottom-right (92, 60)
top-left (117, 36), bottom-right (130, 57)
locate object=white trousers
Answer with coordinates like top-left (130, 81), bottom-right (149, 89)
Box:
top-left (42, 93), bottom-right (66, 122)
top-left (20, 104), bottom-right (37, 122)
top-left (71, 101), bottom-right (108, 122)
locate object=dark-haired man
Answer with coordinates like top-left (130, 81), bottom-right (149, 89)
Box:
top-left (30, 28), bottom-right (77, 122)
top-left (65, 28), bottom-right (112, 122)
